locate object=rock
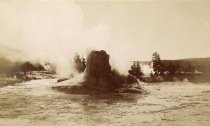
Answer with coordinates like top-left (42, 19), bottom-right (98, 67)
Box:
top-left (83, 50), bottom-right (116, 92)
top-left (57, 78), bottom-right (68, 83)
top-left (115, 88), bottom-right (143, 94)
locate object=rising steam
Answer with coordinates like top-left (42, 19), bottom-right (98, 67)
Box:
top-left (0, 1), bottom-right (131, 76)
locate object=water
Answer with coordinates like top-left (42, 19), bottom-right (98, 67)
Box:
top-left (0, 79), bottom-right (210, 126)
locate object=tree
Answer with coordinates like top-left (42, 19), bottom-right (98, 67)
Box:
top-left (152, 52), bottom-right (162, 75)
top-left (80, 57), bottom-right (86, 72)
top-left (128, 61), bottom-right (143, 79)
top-left (35, 64), bottom-right (45, 71)
top-left (21, 62), bottom-right (35, 73)
top-left (73, 53), bottom-right (86, 73)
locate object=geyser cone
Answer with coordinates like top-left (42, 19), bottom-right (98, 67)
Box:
top-left (84, 50), bottom-right (117, 92)
top-left (54, 50), bottom-right (145, 94)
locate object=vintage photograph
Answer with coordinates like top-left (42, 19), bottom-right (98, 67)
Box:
top-left (0, 0), bottom-right (210, 125)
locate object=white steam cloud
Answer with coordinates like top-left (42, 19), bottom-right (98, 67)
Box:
top-left (0, 1), bottom-right (131, 76)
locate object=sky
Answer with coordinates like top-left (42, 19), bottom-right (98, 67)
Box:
top-left (77, 1), bottom-right (210, 60)
top-left (0, 0), bottom-right (210, 75)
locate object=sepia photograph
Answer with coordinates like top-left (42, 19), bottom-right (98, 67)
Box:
top-left (0, 0), bottom-right (210, 125)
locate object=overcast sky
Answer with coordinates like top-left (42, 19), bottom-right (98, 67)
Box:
top-left (77, 1), bottom-right (210, 60)
top-left (0, 0), bottom-right (210, 63)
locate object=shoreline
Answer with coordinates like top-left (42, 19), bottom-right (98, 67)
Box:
top-left (141, 73), bottom-right (210, 83)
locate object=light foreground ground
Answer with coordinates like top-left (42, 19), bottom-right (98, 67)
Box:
top-left (0, 79), bottom-right (210, 126)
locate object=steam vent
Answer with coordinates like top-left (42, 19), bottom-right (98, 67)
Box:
top-left (54, 50), bottom-right (145, 94)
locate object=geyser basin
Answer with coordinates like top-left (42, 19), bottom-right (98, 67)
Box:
top-left (53, 50), bottom-right (146, 94)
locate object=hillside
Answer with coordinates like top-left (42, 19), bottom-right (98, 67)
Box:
top-left (161, 57), bottom-right (210, 73)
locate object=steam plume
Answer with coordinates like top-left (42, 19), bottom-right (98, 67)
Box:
top-left (0, 1), bottom-right (130, 76)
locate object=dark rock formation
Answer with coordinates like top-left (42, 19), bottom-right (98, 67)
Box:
top-left (83, 50), bottom-right (117, 92)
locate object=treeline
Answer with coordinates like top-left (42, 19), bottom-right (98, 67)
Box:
top-left (151, 52), bottom-right (210, 76)
top-left (0, 57), bottom-right (46, 76)
top-left (73, 51), bottom-right (210, 82)
top-left (127, 52), bottom-right (210, 82)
